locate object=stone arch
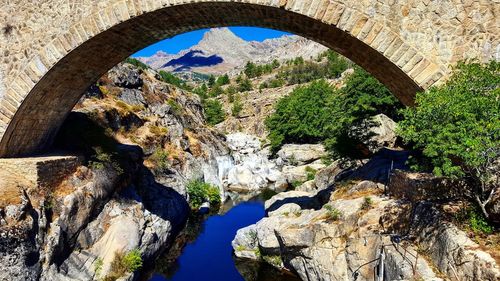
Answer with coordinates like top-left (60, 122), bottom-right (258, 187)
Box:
top-left (0, 0), bottom-right (498, 157)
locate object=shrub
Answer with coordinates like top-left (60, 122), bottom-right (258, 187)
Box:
top-left (323, 205), bottom-right (342, 221)
top-left (94, 258), bottom-right (104, 278)
top-left (209, 84), bottom-right (224, 97)
top-left (167, 99), bottom-right (182, 114)
top-left (263, 255), bottom-right (283, 268)
top-left (158, 71), bottom-right (189, 90)
top-left (238, 78), bottom-right (253, 92)
top-left (290, 180), bottom-right (304, 190)
top-left (468, 207), bottom-right (494, 235)
top-left (203, 99), bottom-right (225, 126)
top-left (305, 166), bottom-right (317, 181)
top-left (123, 249), bottom-right (143, 272)
top-left (124, 57), bottom-right (149, 70)
top-left (187, 179), bottom-right (221, 209)
top-left (149, 148), bottom-right (169, 172)
top-left (325, 50), bottom-right (348, 78)
top-left (216, 74), bottom-right (230, 86)
top-left (361, 196), bottom-right (373, 210)
top-left (193, 84), bottom-right (209, 100)
top-left (105, 249), bottom-right (143, 281)
top-left (398, 60), bottom-right (499, 219)
top-left (231, 94), bottom-right (243, 117)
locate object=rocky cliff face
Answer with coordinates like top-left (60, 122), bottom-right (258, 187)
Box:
top-left (138, 28), bottom-right (327, 76)
top-left (0, 61), bottom-right (233, 281)
top-left (232, 163), bottom-right (500, 281)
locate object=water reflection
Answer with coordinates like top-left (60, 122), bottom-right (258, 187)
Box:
top-left (146, 197), bottom-right (300, 281)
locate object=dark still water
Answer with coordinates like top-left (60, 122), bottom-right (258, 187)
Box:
top-left (147, 200), bottom-right (301, 281)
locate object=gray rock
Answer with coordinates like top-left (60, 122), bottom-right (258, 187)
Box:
top-left (314, 161), bottom-right (345, 190)
top-left (108, 64), bottom-right (143, 89)
top-left (232, 224), bottom-right (259, 260)
top-left (277, 144), bottom-right (326, 166)
top-left (350, 113), bottom-right (397, 153)
top-left (118, 88), bottom-right (146, 106)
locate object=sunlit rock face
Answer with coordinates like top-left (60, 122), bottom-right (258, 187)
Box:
top-left (139, 28), bottom-right (327, 76)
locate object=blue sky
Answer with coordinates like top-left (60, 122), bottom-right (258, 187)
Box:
top-left (132, 27), bottom-right (291, 57)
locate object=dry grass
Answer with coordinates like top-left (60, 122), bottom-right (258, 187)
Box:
top-left (184, 130), bottom-right (204, 158)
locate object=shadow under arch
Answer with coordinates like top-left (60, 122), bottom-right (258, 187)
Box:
top-left (0, 2), bottom-right (425, 157)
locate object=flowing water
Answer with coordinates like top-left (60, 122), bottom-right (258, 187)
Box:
top-left (145, 198), bottom-right (301, 281)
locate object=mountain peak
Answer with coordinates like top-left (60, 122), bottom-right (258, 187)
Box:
top-left (198, 28), bottom-right (246, 46)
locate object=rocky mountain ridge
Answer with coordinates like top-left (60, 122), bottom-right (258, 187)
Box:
top-left (138, 27), bottom-right (327, 76)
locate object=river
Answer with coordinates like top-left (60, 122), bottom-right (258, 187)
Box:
top-left (145, 198), bottom-right (301, 281)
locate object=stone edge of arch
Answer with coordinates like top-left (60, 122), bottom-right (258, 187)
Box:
top-left (0, 0), bottom-right (447, 148)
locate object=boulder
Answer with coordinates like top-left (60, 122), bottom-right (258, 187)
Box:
top-left (118, 88), bottom-right (146, 106)
top-left (276, 144), bottom-right (326, 165)
top-left (487, 190), bottom-right (500, 224)
top-left (232, 224), bottom-right (259, 260)
top-left (108, 63), bottom-right (143, 89)
top-left (314, 161), bottom-right (345, 190)
top-left (281, 162), bottom-right (325, 184)
top-left (350, 113), bottom-right (397, 153)
top-left (268, 203), bottom-right (302, 217)
top-left (265, 191), bottom-right (321, 213)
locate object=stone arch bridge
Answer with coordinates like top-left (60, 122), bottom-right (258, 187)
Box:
top-left (0, 0), bottom-right (498, 157)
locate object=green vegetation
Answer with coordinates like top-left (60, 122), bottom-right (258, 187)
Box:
top-left (124, 57), bottom-right (149, 70)
top-left (231, 94), bottom-right (243, 117)
top-left (203, 99), bottom-right (225, 126)
top-left (266, 67), bottom-right (401, 158)
top-left (167, 99), bottom-right (182, 114)
top-left (208, 75), bottom-right (216, 87)
top-left (149, 148), bottom-right (169, 173)
top-left (323, 205), bottom-right (342, 221)
top-left (398, 60), bottom-right (499, 219)
top-left (94, 258), bottom-right (104, 278)
top-left (149, 124), bottom-right (168, 137)
top-left (244, 61), bottom-right (275, 78)
top-left (290, 180), bottom-right (304, 190)
top-left (305, 166), bottom-right (317, 181)
top-left (455, 205), bottom-right (494, 235)
top-left (216, 74), bottom-right (230, 86)
top-left (276, 51), bottom-right (349, 85)
top-left (238, 77), bottom-right (253, 92)
top-left (104, 249), bottom-right (143, 281)
top-left (193, 84), bottom-right (209, 100)
top-left (263, 255), bottom-right (283, 268)
top-left (187, 179), bottom-right (221, 209)
top-left (209, 84), bottom-right (224, 97)
top-left (361, 196), bottom-right (373, 210)
top-left (158, 70), bottom-right (190, 90)
top-left (265, 80), bottom-right (335, 153)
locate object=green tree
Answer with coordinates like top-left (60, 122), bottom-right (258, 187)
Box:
top-left (238, 78), bottom-right (253, 92)
top-left (326, 50), bottom-right (348, 78)
top-left (232, 94), bottom-right (243, 117)
top-left (244, 61), bottom-right (258, 78)
top-left (398, 60), bottom-right (500, 219)
top-left (265, 80), bottom-right (335, 153)
top-left (209, 84), bottom-right (224, 97)
top-left (272, 59), bottom-right (280, 69)
top-left (203, 99), bottom-right (225, 125)
top-left (323, 67), bottom-right (401, 159)
top-left (216, 74), bottom-right (230, 85)
top-left (158, 71), bottom-right (189, 90)
top-left (193, 83), bottom-right (208, 100)
top-left (208, 75), bottom-right (216, 87)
